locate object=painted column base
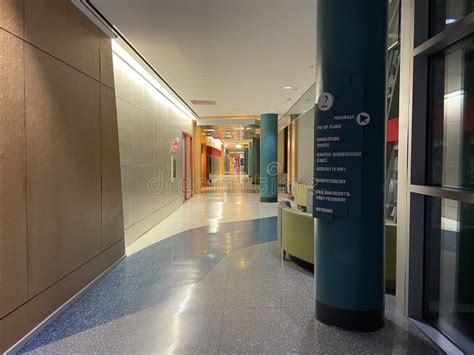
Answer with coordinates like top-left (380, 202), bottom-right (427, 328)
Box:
top-left (260, 196), bottom-right (277, 203)
top-left (316, 300), bottom-right (384, 332)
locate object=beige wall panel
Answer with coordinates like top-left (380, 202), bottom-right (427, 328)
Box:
top-left (0, 29), bottom-right (28, 317)
top-left (101, 85), bottom-right (124, 249)
top-left (153, 117), bottom-right (169, 166)
top-left (113, 49), bottom-right (193, 246)
top-left (0, 240), bottom-right (124, 353)
top-left (124, 197), bottom-right (181, 247)
top-left (121, 165), bottom-right (135, 229)
top-left (131, 165), bottom-right (156, 222)
top-left (25, 45), bottom-right (102, 297)
top-left (113, 57), bottom-right (132, 104)
top-left (131, 107), bottom-right (154, 165)
top-left (130, 72), bottom-right (146, 109)
top-left (116, 98), bottom-right (133, 166)
top-left (0, 0), bottom-right (24, 37)
top-left (99, 33), bottom-right (114, 89)
top-left (24, 0), bottom-right (100, 80)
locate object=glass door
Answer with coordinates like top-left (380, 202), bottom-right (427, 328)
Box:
top-left (183, 133), bottom-right (193, 202)
top-left (408, 2), bottom-right (474, 352)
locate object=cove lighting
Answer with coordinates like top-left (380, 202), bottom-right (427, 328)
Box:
top-left (112, 40), bottom-right (196, 121)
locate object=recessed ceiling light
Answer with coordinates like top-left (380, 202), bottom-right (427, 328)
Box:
top-left (282, 86), bottom-right (293, 90)
top-left (191, 100), bottom-right (216, 105)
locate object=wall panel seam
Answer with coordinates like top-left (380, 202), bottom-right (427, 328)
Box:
top-left (123, 197), bottom-right (182, 231)
top-left (0, 239), bottom-right (124, 320)
top-left (23, 27), bottom-right (29, 302)
top-left (100, 85), bottom-right (104, 251)
top-left (6, 30), bottom-right (114, 88)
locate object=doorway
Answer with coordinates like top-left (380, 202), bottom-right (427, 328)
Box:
top-left (183, 132), bottom-right (193, 202)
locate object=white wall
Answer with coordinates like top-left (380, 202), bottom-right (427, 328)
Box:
top-left (113, 51), bottom-right (193, 246)
top-left (296, 107), bottom-right (315, 182)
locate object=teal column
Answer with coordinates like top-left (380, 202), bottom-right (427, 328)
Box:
top-left (252, 137), bottom-right (260, 185)
top-left (259, 113), bottom-right (278, 202)
top-left (248, 142), bottom-right (254, 178)
top-left (244, 148), bottom-right (249, 174)
top-left (224, 150), bottom-right (230, 175)
top-left (313, 0), bottom-right (387, 331)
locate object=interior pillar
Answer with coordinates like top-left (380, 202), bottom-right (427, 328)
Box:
top-left (259, 113), bottom-right (278, 202)
top-left (252, 137), bottom-right (260, 185)
top-left (248, 142), bottom-right (254, 178)
top-left (313, 0), bottom-right (387, 331)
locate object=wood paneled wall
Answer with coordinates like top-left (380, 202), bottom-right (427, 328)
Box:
top-left (0, 0), bottom-right (124, 351)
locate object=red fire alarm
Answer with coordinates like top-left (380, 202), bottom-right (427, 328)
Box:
top-left (170, 138), bottom-right (180, 153)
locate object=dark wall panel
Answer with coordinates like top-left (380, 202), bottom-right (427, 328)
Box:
top-left (0, 28), bottom-right (28, 318)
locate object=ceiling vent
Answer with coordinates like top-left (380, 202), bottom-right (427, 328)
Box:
top-left (191, 100), bottom-right (217, 105)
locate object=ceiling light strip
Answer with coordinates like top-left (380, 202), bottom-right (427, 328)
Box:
top-left (71, 0), bottom-right (200, 121)
top-left (112, 42), bottom-right (195, 120)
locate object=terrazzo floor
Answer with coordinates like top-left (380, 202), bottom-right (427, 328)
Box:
top-left (17, 215), bottom-right (441, 354)
top-left (126, 187), bottom-right (282, 256)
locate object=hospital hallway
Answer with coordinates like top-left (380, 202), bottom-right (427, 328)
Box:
top-left (3, 0), bottom-right (473, 353)
top-left (17, 181), bottom-right (440, 354)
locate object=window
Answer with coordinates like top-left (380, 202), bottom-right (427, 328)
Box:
top-left (409, 2), bottom-right (474, 352)
top-left (424, 197), bottom-right (474, 353)
top-left (430, 0), bottom-right (474, 36)
top-left (427, 35), bottom-right (474, 190)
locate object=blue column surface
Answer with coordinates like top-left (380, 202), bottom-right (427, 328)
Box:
top-left (244, 148), bottom-right (249, 174)
top-left (248, 142), bottom-right (254, 178)
top-left (224, 149), bottom-right (230, 175)
top-left (252, 137), bottom-right (260, 185)
top-left (260, 113), bottom-right (278, 202)
top-left (313, 0), bottom-right (387, 331)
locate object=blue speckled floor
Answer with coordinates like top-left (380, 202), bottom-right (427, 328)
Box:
top-left (19, 217), bottom-right (441, 354)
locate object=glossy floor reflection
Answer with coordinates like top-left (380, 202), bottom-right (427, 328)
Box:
top-left (202, 175), bottom-right (259, 193)
top-left (19, 216), bottom-right (440, 354)
top-left (126, 190), bottom-right (282, 256)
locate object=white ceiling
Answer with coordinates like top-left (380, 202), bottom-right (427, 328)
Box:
top-left (91, 0), bottom-right (316, 118)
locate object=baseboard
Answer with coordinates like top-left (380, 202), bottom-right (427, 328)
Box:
top-left (410, 318), bottom-right (463, 355)
top-left (3, 254), bottom-right (125, 355)
top-left (124, 198), bottom-right (182, 246)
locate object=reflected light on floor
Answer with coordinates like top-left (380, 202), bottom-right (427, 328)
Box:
top-left (167, 285), bottom-right (195, 354)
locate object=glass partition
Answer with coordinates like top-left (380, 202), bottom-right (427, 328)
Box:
top-left (424, 196), bottom-right (474, 353)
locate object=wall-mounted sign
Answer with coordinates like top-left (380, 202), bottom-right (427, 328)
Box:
top-left (171, 156), bottom-right (177, 181)
top-left (317, 92), bottom-right (335, 111)
top-left (314, 96), bottom-right (375, 219)
top-left (356, 112), bottom-right (371, 126)
top-left (170, 137), bottom-right (180, 153)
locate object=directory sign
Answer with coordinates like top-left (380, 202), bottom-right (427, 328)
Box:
top-left (313, 91), bottom-right (369, 219)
